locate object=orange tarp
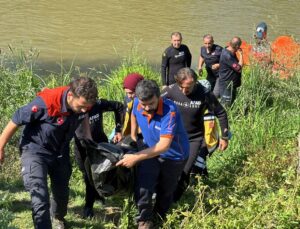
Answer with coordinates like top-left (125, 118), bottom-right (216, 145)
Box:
top-left (239, 36), bottom-right (299, 78)
top-left (271, 36), bottom-right (300, 78)
top-left (240, 40), bottom-right (252, 65)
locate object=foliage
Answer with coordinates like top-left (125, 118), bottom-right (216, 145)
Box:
top-left (99, 44), bottom-right (160, 101)
top-left (98, 45), bottom-right (160, 134)
top-left (166, 65), bottom-right (300, 228)
top-left (0, 191), bottom-right (15, 229)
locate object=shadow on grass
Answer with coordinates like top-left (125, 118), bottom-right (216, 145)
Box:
top-left (69, 203), bottom-right (122, 228)
top-left (66, 217), bottom-right (106, 229)
top-left (0, 178), bottom-right (24, 193)
top-left (10, 199), bottom-right (31, 213)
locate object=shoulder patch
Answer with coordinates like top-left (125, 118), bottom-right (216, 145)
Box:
top-left (57, 117), bottom-right (64, 125)
top-left (31, 105), bottom-right (39, 113)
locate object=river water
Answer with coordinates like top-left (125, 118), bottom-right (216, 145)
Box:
top-left (0, 0), bottom-right (299, 72)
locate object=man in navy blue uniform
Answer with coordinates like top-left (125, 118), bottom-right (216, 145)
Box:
top-left (219, 36), bottom-right (244, 107)
top-left (161, 32), bottom-right (192, 87)
top-left (117, 80), bottom-right (189, 229)
top-left (198, 34), bottom-right (223, 96)
top-left (74, 98), bottom-right (124, 218)
top-left (0, 77), bottom-right (98, 229)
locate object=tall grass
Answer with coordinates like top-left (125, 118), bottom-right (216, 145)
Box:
top-left (166, 65), bottom-right (300, 228)
top-left (99, 44), bottom-right (160, 101)
top-left (98, 46), bottom-right (160, 135)
top-left (0, 47), bottom-right (299, 228)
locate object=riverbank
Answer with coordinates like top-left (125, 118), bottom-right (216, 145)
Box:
top-left (0, 50), bottom-right (299, 228)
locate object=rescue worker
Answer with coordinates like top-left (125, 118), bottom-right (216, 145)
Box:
top-left (75, 73), bottom-right (144, 219)
top-left (122, 73), bottom-right (144, 137)
top-left (161, 32), bottom-right (192, 87)
top-left (117, 80), bottom-right (189, 229)
top-left (219, 36), bottom-right (244, 107)
top-left (74, 98), bottom-right (124, 219)
top-left (198, 34), bottom-right (223, 97)
top-left (0, 77), bottom-right (98, 229)
top-left (162, 68), bottom-right (229, 201)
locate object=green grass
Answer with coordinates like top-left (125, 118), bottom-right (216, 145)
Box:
top-left (0, 47), bottom-right (299, 228)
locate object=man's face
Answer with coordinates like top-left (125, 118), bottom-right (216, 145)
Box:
top-left (124, 88), bottom-right (135, 100)
top-left (178, 77), bottom-right (195, 95)
top-left (139, 96), bottom-right (159, 114)
top-left (171, 35), bottom-right (182, 49)
top-left (231, 39), bottom-right (242, 53)
top-left (67, 92), bottom-right (93, 113)
top-left (233, 44), bottom-right (241, 53)
top-left (203, 37), bottom-right (214, 51)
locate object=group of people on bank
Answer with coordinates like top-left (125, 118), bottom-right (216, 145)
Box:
top-left (0, 30), bottom-right (247, 229)
top-left (162, 32), bottom-right (244, 107)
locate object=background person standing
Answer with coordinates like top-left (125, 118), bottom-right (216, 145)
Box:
top-left (198, 34), bottom-right (223, 97)
top-left (219, 36), bottom-right (243, 107)
top-left (161, 32), bottom-right (192, 88)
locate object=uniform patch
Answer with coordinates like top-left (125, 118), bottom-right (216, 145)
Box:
top-left (78, 114), bottom-right (86, 120)
top-left (31, 105), bottom-right (38, 113)
top-left (57, 117), bottom-right (64, 125)
top-left (232, 63), bottom-right (241, 71)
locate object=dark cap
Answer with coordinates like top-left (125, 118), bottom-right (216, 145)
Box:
top-left (256, 22), bottom-right (268, 40)
top-left (123, 73), bottom-right (144, 91)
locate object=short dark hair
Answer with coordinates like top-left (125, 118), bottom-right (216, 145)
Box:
top-left (203, 34), bottom-right (214, 41)
top-left (175, 67), bottom-right (197, 83)
top-left (230, 36), bottom-right (242, 49)
top-left (135, 80), bottom-right (160, 101)
top-left (69, 77), bottom-right (98, 104)
top-left (171, 32), bottom-right (182, 39)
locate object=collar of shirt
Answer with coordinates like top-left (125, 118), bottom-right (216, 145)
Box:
top-left (61, 88), bottom-right (71, 116)
top-left (137, 98), bottom-right (163, 123)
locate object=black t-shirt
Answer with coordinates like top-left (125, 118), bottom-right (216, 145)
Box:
top-left (161, 44), bottom-right (192, 86)
top-left (200, 44), bottom-right (223, 80)
top-left (219, 48), bottom-right (242, 88)
top-left (88, 99), bottom-right (124, 143)
top-left (162, 83), bottom-right (229, 140)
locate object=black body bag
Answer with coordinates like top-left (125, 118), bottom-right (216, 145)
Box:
top-left (80, 139), bottom-right (135, 198)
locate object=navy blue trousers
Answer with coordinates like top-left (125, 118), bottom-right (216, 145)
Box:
top-left (219, 80), bottom-right (238, 107)
top-left (134, 157), bottom-right (185, 222)
top-left (21, 152), bottom-right (71, 229)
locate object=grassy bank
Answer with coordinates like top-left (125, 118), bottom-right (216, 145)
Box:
top-left (0, 49), bottom-right (299, 228)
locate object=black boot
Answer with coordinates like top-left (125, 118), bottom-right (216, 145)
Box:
top-left (83, 206), bottom-right (94, 219)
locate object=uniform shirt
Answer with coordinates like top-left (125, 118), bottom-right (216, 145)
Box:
top-left (219, 48), bottom-right (242, 88)
top-left (12, 87), bottom-right (87, 157)
top-left (88, 99), bottom-right (123, 143)
top-left (161, 44), bottom-right (192, 86)
top-left (200, 44), bottom-right (223, 81)
top-left (162, 83), bottom-right (229, 140)
top-left (132, 97), bottom-right (189, 161)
